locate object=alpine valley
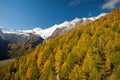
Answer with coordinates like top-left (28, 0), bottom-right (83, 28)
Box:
top-left (0, 7), bottom-right (120, 80)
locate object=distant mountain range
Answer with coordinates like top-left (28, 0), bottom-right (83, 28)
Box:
top-left (0, 13), bottom-right (107, 39)
top-left (0, 13), bottom-right (106, 59)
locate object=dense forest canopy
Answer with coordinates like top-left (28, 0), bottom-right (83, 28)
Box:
top-left (0, 8), bottom-right (120, 80)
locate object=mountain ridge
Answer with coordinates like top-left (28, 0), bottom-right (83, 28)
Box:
top-left (0, 13), bottom-right (107, 39)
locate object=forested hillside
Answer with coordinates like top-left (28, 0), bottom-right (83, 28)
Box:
top-left (0, 8), bottom-right (120, 80)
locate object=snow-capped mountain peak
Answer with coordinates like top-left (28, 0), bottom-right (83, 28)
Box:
top-left (0, 13), bottom-right (107, 39)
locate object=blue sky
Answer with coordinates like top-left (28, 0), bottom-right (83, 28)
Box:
top-left (0, 0), bottom-right (120, 30)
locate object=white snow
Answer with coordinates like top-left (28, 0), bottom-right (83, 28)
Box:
top-left (0, 13), bottom-right (107, 39)
top-left (88, 13), bottom-right (107, 20)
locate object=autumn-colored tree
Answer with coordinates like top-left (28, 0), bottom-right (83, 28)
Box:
top-left (1, 7), bottom-right (120, 80)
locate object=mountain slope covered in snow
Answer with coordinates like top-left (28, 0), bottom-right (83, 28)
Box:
top-left (0, 13), bottom-right (107, 39)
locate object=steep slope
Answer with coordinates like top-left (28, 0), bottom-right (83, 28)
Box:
top-left (0, 13), bottom-right (106, 59)
top-left (0, 8), bottom-right (120, 80)
top-left (0, 13), bottom-right (106, 60)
